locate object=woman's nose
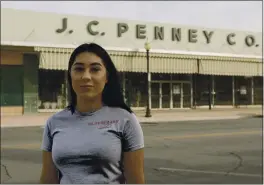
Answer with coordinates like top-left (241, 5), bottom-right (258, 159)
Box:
top-left (81, 70), bottom-right (92, 80)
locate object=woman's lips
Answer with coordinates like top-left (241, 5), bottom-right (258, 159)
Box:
top-left (80, 85), bottom-right (93, 87)
top-left (80, 85), bottom-right (94, 90)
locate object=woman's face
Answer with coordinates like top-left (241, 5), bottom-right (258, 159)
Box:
top-left (70, 52), bottom-right (108, 100)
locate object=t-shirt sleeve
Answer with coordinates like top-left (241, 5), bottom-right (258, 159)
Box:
top-left (41, 119), bottom-right (53, 152)
top-left (122, 113), bottom-right (144, 152)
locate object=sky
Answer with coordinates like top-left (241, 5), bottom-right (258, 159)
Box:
top-left (1, 1), bottom-right (263, 32)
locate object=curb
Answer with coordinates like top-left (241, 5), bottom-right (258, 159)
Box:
top-left (140, 114), bottom-right (263, 125)
top-left (250, 114), bottom-right (263, 118)
top-left (1, 114), bottom-right (261, 128)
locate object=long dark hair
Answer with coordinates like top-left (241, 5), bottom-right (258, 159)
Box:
top-left (66, 43), bottom-right (132, 114)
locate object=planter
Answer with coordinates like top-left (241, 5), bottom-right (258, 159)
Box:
top-left (51, 102), bottom-right (57, 109)
top-left (43, 102), bottom-right (51, 109)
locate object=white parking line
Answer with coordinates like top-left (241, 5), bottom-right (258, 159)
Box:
top-left (157, 167), bottom-right (262, 178)
top-left (160, 130), bottom-right (261, 140)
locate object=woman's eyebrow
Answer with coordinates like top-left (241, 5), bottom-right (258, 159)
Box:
top-left (73, 62), bottom-right (84, 66)
top-left (90, 62), bottom-right (103, 66)
top-left (73, 61), bottom-right (103, 67)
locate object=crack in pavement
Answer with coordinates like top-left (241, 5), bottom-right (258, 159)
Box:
top-left (1, 164), bottom-right (12, 183)
top-left (225, 152), bottom-right (243, 176)
top-left (154, 168), bottom-right (186, 177)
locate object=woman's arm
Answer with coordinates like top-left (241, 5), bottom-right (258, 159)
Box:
top-left (39, 151), bottom-right (59, 184)
top-left (123, 149), bottom-right (145, 184)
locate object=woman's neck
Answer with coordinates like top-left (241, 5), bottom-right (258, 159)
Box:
top-left (76, 96), bottom-right (103, 113)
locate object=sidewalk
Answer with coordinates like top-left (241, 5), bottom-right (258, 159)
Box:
top-left (138, 107), bottom-right (262, 123)
top-left (0, 107), bottom-right (262, 128)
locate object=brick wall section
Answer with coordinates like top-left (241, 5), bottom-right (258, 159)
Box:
top-left (0, 50), bottom-right (23, 65)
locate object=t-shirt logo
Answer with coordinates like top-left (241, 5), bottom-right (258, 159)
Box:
top-left (87, 120), bottom-right (120, 129)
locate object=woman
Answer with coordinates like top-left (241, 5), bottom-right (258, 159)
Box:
top-left (40, 43), bottom-right (145, 184)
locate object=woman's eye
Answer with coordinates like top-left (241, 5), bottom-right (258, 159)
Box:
top-left (91, 67), bottom-right (100, 72)
top-left (74, 67), bottom-right (84, 71)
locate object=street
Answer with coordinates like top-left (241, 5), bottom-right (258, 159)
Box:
top-left (1, 117), bottom-right (263, 184)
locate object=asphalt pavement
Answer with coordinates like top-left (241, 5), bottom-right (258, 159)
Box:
top-left (1, 117), bottom-right (263, 184)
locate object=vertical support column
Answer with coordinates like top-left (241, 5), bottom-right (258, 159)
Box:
top-left (159, 83), bottom-right (162, 109)
top-left (170, 82), bottom-right (173, 109)
top-left (23, 54), bottom-right (39, 113)
top-left (212, 75), bottom-right (215, 106)
top-left (170, 74), bottom-right (173, 109)
top-left (190, 75), bottom-right (194, 108)
top-left (180, 83), bottom-right (183, 108)
top-left (208, 75), bottom-right (212, 110)
top-left (145, 44), bottom-right (152, 117)
top-left (149, 73), bottom-right (152, 109)
top-left (251, 77), bottom-right (254, 105)
top-left (232, 76), bottom-right (235, 107)
top-left (193, 74), bottom-right (197, 109)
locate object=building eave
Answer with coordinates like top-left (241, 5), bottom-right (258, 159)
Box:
top-left (1, 40), bottom-right (262, 60)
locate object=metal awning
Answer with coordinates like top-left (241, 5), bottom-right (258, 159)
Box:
top-left (200, 59), bottom-right (262, 76)
top-left (34, 47), bottom-right (198, 73)
top-left (34, 46), bottom-right (72, 70)
top-left (109, 51), bottom-right (198, 73)
top-left (34, 46), bottom-right (262, 76)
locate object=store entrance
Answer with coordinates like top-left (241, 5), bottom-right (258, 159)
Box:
top-left (151, 82), bottom-right (171, 109)
top-left (172, 82), bottom-right (191, 108)
top-left (151, 81), bottom-right (191, 109)
top-left (162, 83), bottom-right (170, 108)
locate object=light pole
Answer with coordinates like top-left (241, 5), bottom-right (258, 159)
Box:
top-left (145, 40), bottom-right (152, 117)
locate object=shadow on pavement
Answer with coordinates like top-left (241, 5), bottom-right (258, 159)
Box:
top-left (1, 148), bottom-right (262, 184)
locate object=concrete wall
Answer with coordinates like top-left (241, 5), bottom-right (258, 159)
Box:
top-left (1, 50), bottom-right (23, 65)
top-left (0, 47), bottom-right (39, 116)
top-left (0, 50), bottom-right (24, 115)
top-left (0, 106), bottom-right (23, 116)
top-left (1, 8), bottom-right (262, 56)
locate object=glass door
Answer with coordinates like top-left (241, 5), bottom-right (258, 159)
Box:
top-left (162, 83), bottom-right (170, 108)
top-left (183, 83), bottom-right (191, 108)
top-left (151, 83), bottom-right (160, 108)
top-left (172, 83), bottom-right (181, 108)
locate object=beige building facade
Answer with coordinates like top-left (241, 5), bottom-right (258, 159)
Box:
top-left (1, 8), bottom-right (263, 115)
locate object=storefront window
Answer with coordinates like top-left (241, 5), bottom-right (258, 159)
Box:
top-left (151, 83), bottom-right (160, 108)
top-left (234, 76), bottom-right (252, 106)
top-left (254, 77), bottom-right (263, 105)
top-left (0, 65), bottom-right (23, 106)
top-left (214, 76), bottom-right (232, 105)
top-left (194, 75), bottom-right (210, 106)
top-left (124, 72), bottom-right (147, 107)
top-left (171, 74), bottom-right (191, 81)
top-left (38, 70), bottom-right (66, 110)
top-left (151, 73), bottom-right (191, 81)
top-left (152, 73), bottom-right (171, 81)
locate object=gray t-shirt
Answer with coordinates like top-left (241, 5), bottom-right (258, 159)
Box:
top-left (41, 106), bottom-right (144, 184)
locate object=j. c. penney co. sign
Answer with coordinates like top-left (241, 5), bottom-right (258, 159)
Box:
top-left (55, 18), bottom-right (260, 48)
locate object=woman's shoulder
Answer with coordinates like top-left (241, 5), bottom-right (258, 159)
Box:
top-left (105, 106), bottom-right (138, 123)
top-left (106, 106), bottom-right (133, 115)
top-left (45, 108), bottom-right (72, 126)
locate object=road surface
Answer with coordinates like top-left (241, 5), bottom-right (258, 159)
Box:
top-left (1, 117), bottom-right (263, 184)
